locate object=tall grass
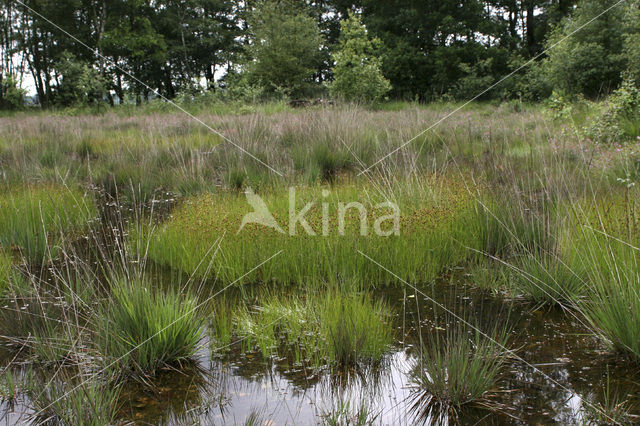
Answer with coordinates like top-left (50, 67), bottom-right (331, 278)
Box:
top-left (409, 323), bottom-right (510, 417)
top-left (97, 279), bottom-right (205, 376)
top-left (0, 184), bottom-right (96, 263)
top-left (28, 374), bottom-right (120, 426)
top-left (0, 250), bottom-right (12, 294)
top-left (573, 230), bottom-right (640, 359)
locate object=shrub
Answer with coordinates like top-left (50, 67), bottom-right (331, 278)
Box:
top-left (329, 12), bottom-right (391, 103)
top-left (585, 79), bottom-right (640, 144)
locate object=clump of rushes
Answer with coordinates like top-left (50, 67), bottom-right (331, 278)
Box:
top-left (409, 323), bottom-right (510, 419)
top-left (98, 279), bottom-right (205, 375)
top-left (576, 231), bottom-right (640, 359)
top-left (508, 254), bottom-right (584, 305)
top-left (318, 288), bottom-right (392, 366)
top-left (477, 193), bottom-right (557, 259)
top-left (478, 254), bottom-right (585, 305)
top-left (236, 286), bottom-right (392, 368)
top-left (0, 184), bottom-right (96, 263)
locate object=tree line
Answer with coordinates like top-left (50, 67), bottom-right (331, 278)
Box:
top-left (0, 0), bottom-right (639, 109)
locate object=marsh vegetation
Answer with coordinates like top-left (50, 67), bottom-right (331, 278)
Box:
top-left (1, 101), bottom-right (640, 424)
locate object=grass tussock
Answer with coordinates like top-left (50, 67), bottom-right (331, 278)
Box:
top-left (98, 279), bottom-right (205, 375)
top-left (410, 323), bottom-right (510, 418)
top-left (573, 231), bottom-right (640, 359)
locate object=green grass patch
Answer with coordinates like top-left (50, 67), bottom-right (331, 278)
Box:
top-left (0, 251), bottom-right (13, 294)
top-left (0, 184), bottom-right (96, 263)
top-left (97, 279), bottom-right (205, 376)
top-left (234, 284), bottom-right (392, 368)
top-left (144, 177), bottom-right (485, 285)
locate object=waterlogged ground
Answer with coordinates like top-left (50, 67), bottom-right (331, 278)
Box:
top-left (1, 102), bottom-right (639, 423)
top-left (2, 269), bottom-right (639, 425)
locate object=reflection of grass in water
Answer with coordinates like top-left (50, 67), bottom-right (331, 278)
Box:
top-left (27, 373), bottom-right (120, 426)
top-left (97, 279), bottom-right (205, 376)
top-left (0, 184), bottom-right (96, 263)
top-left (584, 368), bottom-right (634, 425)
top-left (322, 398), bottom-right (378, 426)
top-left (409, 322), bottom-right (510, 420)
top-left (233, 283), bottom-right (392, 368)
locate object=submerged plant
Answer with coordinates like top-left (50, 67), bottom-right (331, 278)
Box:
top-left (409, 323), bottom-right (510, 419)
top-left (98, 279), bottom-right (205, 375)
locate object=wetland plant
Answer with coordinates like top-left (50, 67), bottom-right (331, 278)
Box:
top-left (28, 374), bottom-right (120, 426)
top-left (98, 279), bottom-right (205, 375)
top-left (577, 234), bottom-right (640, 360)
top-left (0, 251), bottom-right (13, 294)
top-left (0, 185), bottom-right (96, 263)
top-left (236, 285), bottom-right (393, 368)
top-left (507, 254), bottom-right (584, 305)
top-left (409, 323), bottom-right (510, 418)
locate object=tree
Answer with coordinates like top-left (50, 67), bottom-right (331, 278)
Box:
top-left (99, 0), bottom-right (167, 104)
top-left (544, 0), bottom-right (627, 98)
top-left (246, 1), bottom-right (324, 99)
top-left (54, 52), bottom-right (105, 106)
top-left (329, 12), bottom-right (390, 102)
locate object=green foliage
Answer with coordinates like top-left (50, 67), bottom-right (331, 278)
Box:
top-left (29, 375), bottom-right (120, 426)
top-left (98, 279), bottom-right (205, 375)
top-left (0, 185), bottom-right (96, 263)
top-left (0, 251), bottom-right (12, 295)
top-left (246, 1), bottom-right (324, 99)
top-left (144, 178), bottom-right (483, 286)
top-left (329, 12), bottom-right (390, 103)
top-left (572, 225), bottom-right (640, 360)
top-left (55, 52), bottom-right (106, 106)
top-left (410, 323), bottom-right (510, 414)
top-left (585, 79), bottom-right (640, 143)
top-left (236, 285), bottom-right (392, 367)
top-left (0, 75), bottom-right (26, 110)
top-left (544, 0), bottom-right (627, 98)
top-left (506, 255), bottom-right (584, 304)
